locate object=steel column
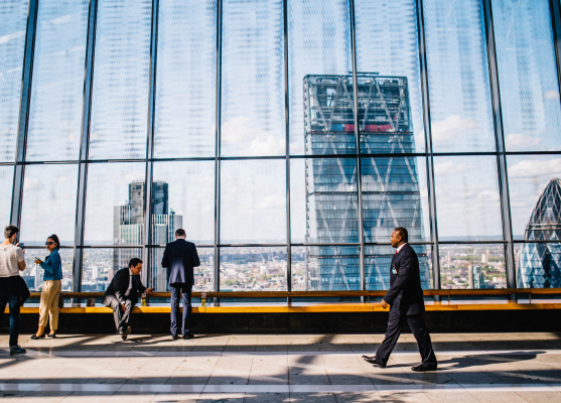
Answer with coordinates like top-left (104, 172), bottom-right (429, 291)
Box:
top-left (214, 0), bottom-right (223, 294)
top-left (482, 0), bottom-right (516, 288)
top-left (283, 0), bottom-right (292, 294)
top-left (549, 0), bottom-right (561, 104)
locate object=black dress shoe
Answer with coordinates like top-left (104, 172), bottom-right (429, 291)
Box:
top-left (411, 363), bottom-right (438, 372)
top-left (171, 335), bottom-right (179, 340)
top-left (362, 355), bottom-right (386, 368)
top-left (183, 333), bottom-right (194, 339)
top-left (31, 333), bottom-right (45, 340)
top-left (47, 332), bottom-right (56, 338)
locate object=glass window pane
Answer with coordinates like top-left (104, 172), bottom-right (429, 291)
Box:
top-left (355, 0), bottom-right (425, 154)
top-left (361, 157), bottom-right (430, 243)
top-left (20, 164), bottom-right (78, 246)
top-left (290, 158), bottom-right (358, 244)
top-left (150, 247), bottom-right (214, 292)
top-left (221, 160), bottom-right (286, 244)
top-left (507, 155), bottom-right (561, 240)
top-left (151, 161), bottom-right (214, 245)
top-left (0, 0), bottom-right (29, 162)
top-left (221, 0), bottom-right (285, 157)
top-left (84, 162), bottom-right (145, 245)
top-left (0, 166), bottom-right (14, 227)
top-left (366, 244), bottom-right (432, 290)
top-left (516, 242), bottom-right (561, 288)
top-left (439, 244), bottom-right (506, 289)
top-left (154, 0), bottom-right (216, 159)
top-left (423, 0), bottom-right (495, 152)
top-left (288, 0), bottom-right (353, 155)
top-left (492, 0), bottom-right (561, 152)
top-left (23, 248), bottom-right (73, 292)
top-left (434, 156), bottom-right (502, 241)
top-left (292, 245), bottom-right (359, 291)
top-left (89, 0), bottom-right (151, 160)
top-left (81, 247), bottom-right (142, 291)
top-left (220, 247), bottom-right (286, 291)
top-left (26, 0), bottom-right (89, 161)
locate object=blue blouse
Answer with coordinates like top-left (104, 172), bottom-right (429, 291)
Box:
top-left (39, 249), bottom-right (62, 281)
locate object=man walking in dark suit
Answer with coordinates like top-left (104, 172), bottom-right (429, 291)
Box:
top-left (363, 227), bottom-right (437, 371)
top-left (103, 258), bottom-right (153, 340)
top-left (162, 229), bottom-right (200, 340)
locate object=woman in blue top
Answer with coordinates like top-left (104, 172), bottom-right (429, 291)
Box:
top-left (31, 234), bottom-right (62, 339)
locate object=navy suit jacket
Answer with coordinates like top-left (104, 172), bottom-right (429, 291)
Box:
top-left (383, 244), bottom-right (425, 316)
top-left (162, 239), bottom-right (200, 287)
top-left (103, 268), bottom-right (146, 305)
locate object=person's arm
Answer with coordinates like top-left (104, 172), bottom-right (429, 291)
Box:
top-left (137, 276), bottom-right (147, 294)
top-left (16, 248), bottom-right (25, 271)
top-left (383, 253), bottom-right (415, 306)
top-left (113, 271), bottom-right (127, 304)
top-left (38, 252), bottom-right (61, 276)
top-left (161, 244), bottom-right (170, 268)
top-left (192, 245), bottom-right (200, 268)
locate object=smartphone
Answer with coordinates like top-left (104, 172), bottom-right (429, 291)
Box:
top-left (19, 243), bottom-right (24, 249)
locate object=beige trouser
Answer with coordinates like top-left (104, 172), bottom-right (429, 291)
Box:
top-left (38, 280), bottom-right (61, 330)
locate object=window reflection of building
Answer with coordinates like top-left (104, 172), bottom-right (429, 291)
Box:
top-left (302, 73), bottom-right (430, 291)
top-left (518, 178), bottom-right (561, 288)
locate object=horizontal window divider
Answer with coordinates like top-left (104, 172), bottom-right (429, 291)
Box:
top-left (290, 243), bottom-right (361, 247)
top-left (79, 245), bottom-right (144, 249)
top-left (504, 150), bottom-right (561, 156)
top-left (145, 244), bottom-right (215, 248)
top-left (0, 162), bottom-right (16, 166)
top-left (218, 243), bottom-right (288, 248)
top-left (513, 240), bottom-right (561, 244)
top-left (86, 159), bottom-right (148, 164)
top-left (21, 245), bottom-right (75, 249)
top-left (288, 153), bottom-right (428, 159)
top-left (437, 240), bottom-right (507, 244)
top-left (364, 242), bottom-right (434, 246)
top-left (218, 155), bottom-right (286, 161)
top-left (22, 160), bottom-right (80, 165)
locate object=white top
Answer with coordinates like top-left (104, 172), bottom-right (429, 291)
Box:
top-left (0, 244), bottom-right (24, 277)
top-left (396, 243), bottom-right (408, 253)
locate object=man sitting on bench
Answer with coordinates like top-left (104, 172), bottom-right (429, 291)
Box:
top-left (103, 258), bottom-right (153, 340)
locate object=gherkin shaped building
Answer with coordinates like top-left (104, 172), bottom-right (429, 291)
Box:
top-left (518, 178), bottom-right (561, 288)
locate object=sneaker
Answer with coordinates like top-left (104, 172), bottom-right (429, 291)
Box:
top-left (10, 346), bottom-right (27, 356)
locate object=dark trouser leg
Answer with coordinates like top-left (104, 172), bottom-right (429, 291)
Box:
top-left (107, 297), bottom-right (123, 332)
top-left (170, 285), bottom-right (180, 337)
top-left (8, 295), bottom-right (20, 347)
top-left (121, 300), bottom-right (133, 329)
top-left (376, 309), bottom-right (405, 365)
top-left (407, 314), bottom-right (437, 366)
top-left (181, 286), bottom-right (192, 336)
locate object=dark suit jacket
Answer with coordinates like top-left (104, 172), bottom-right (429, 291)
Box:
top-left (162, 239), bottom-right (200, 287)
top-left (383, 244), bottom-right (425, 316)
top-left (103, 268), bottom-right (146, 305)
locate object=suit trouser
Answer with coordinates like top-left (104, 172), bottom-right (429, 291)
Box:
top-left (170, 284), bottom-right (192, 337)
top-left (376, 309), bottom-right (437, 366)
top-left (105, 296), bottom-right (134, 332)
top-left (38, 280), bottom-right (61, 330)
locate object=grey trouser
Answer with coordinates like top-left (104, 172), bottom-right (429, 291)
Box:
top-left (105, 295), bottom-right (134, 332)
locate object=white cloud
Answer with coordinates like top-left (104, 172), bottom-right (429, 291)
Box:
top-left (0, 30), bottom-right (25, 45)
top-left (50, 14), bottom-right (72, 25)
top-left (505, 133), bottom-right (542, 151)
top-left (508, 158), bottom-right (561, 179)
top-left (544, 90), bottom-right (560, 101)
top-left (431, 115), bottom-right (479, 142)
top-left (433, 160), bottom-right (472, 176)
top-left (221, 116), bottom-right (284, 156)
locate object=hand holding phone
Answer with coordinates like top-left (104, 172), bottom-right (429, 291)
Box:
top-left (35, 257), bottom-right (43, 265)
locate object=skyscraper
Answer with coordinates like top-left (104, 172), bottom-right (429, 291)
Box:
top-left (303, 73), bottom-right (431, 291)
top-left (518, 178), bottom-right (561, 288)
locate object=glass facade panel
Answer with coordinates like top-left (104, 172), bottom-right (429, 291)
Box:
top-left (221, 160), bottom-right (286, 244)
top-left (221, 0), bottom-right (285, 157)
top-left (23, 248), bottom-right (73, 292)
top-left (0, 166), bottom-right (14, 227)
top-left (154, 0), bottom-right (216, 159)
top-left (423, 0), bottom-right (495, 152)
top-left (515, 242), bottom-right (561, 288)
top-left (365, 244), bottom-right (433, 290)
top-left (288, 0), bottom-right (353, 155)
top-left (434, 156), bottom-right (503, 241)
top-left (26, 0), bottom-right (89, 161)
top-left (439, 244), bottom-right (506, 289)
top-left (83, 162), bottom-right (146, 245)
top-left (20, 164), bottom-right (78, 246)
top-left (151, 161), bottom-right (214, 245)
top-left (361, 157), bottom-right (430, 242)
top-left (220, 247), bottom-right (286, 291)
top-left (81, 248), bottom-right (142, 291)
top-left (354, 0), bottom-right (425, 154)
top-left (89, 0), bottom-right (151, 160)
top-left (492, 0), bottom-right (561, 152)
top-left (0, 0), bottom-right (29, 162)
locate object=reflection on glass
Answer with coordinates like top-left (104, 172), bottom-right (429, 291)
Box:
top-left (433, 156), bottom-right (502, 241)
top-left (221, 0), bottom-right (285, 157)
top-left (423, 0), bottom-right (495, 152)
top-left (354, 0), bottom-right (425, 153)
top-left (0, 0), bottom-right (29, 162)
top-left (154, 0), bottom-right (216, 158)
top-left (84, 162), bottom-right (145, 245)
top-left (292, 246), bottom-right (359, 291)
top-left (361, 157), bottom-right (430, 242)
top-left (20, 164), bottom-right (78, 246)
top-left (89, 0), bottom-right (151, 160)
top-left (439, 244), bottom-right (506, 289)
top-left (0, 166), bottom-right (14, 227)
top-left (81, 248), bottom-right (142, 291)
top-left (22, 248), bottom-right (73, 292)
top-left (220, 247), bottom-right (286, 291)
top-left (26, 0), bottom-right (88, 161)
top-left (365, 245), bottom-right (432, 290)
top-left (220, 160), bottom-right (286, 244)
top-left (492, 0), bottom-right (561, 152)
top-left (150, 247), bottom-right (214, 292)
top-left (288, 0), bottom-right (352, 155)
top-left (515, 243), bottom-right (561, 288)
top-left (507, 155), bottom-right (561, 239)
top-left (152, 161), bottom-right (214, 245)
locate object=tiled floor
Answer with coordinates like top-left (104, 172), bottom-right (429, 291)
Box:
top-left (0, 333), bottom-right (560, 402)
